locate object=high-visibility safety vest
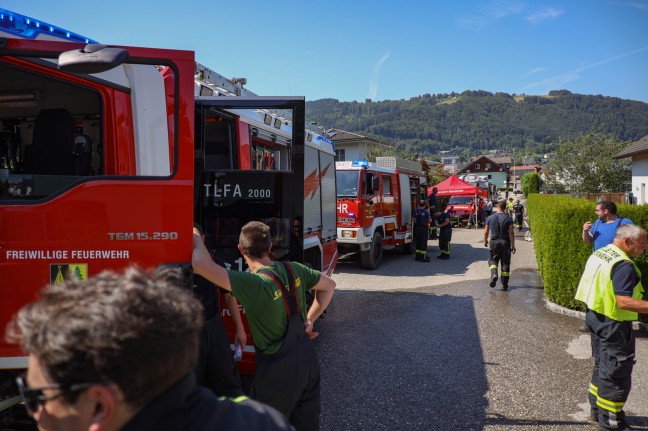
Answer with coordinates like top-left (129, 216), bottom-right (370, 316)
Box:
top-left (575, 244), bottom-right (644, 321)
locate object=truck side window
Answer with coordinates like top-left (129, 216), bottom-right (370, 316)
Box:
top-left (382, 175), bottom-right (391, 195)
top-left (0, 61), bottom-right (102, 201)
top-left (201, 109), bottom-right (234, 170)
top-left (363, 173), bottom-right (375, 196)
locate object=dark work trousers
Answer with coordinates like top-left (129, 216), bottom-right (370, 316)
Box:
top-left (438, 228), bottom-right (452, 257)
top-left (251, 315), bottom-right (321, 431)
top-left (414, 224), bottom-right (429, 257)
top-left (194, 317), bottom-right (244, 398)
top-left (586, 310), bottom-right (635, 430)
top-left (515, 213), bottom-right (523, 230)
top-left (488, 238), bottom-right (511, 286)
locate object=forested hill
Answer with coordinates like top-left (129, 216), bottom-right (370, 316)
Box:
top-left (305, 90), bottom-right (648, 157)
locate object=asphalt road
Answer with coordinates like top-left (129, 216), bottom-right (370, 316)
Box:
top-left (314, 225), bottom-right (648, 431)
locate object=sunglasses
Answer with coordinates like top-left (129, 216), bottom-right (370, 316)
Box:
top-left (15, 373), bottom-right (99, 415)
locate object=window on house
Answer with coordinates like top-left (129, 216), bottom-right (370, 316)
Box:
top-left (335, 149), bottom-right (346, 161)
top-left (485, 163), bottom-right (491, 170)
top-left (475, 164), bottom-right (480, 170)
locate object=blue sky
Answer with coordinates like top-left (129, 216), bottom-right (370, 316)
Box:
top-left (3, 1), bottom-right (648, 103)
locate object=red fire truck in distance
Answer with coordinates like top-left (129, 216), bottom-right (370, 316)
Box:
top-left (0, 8), bottom-right (337, 415)
top-left (335, 157), bottom-right (427, 269)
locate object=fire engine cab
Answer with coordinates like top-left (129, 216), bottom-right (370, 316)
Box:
top-left (335, 157), bottom-right (427, 269)
top-left (0, 8), bottom-right (337, 418)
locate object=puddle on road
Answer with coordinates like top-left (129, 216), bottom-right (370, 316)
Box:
top-left (567, 334), bottom-right (591, 359)
top-left (511, 267), bottom-right (543, 289)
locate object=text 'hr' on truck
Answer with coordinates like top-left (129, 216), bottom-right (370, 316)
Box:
top-left (0, 7), bottom-right (337, 419)
top-left (335, 157), bottom-right (427, 269)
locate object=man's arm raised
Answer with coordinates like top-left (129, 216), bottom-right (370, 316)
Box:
top-left (192, 227), bottom-right (232, 291)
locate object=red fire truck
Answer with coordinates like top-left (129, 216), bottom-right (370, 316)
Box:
top-left (0, 8), bottom-right (336, 415)
top-left (335, 157), bottom-right (427, 269)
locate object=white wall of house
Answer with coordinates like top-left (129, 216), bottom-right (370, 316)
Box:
top-left (631, 154), bottom-right (648, 204)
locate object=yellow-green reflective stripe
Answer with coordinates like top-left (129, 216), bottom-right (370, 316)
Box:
top-left (490, 265), bottom-right (498, 269)
top-left (589, 383), bottom-right (598, 396)
top-left (232, 396), bottom-right (249, 403)
top-left (441, 250), bottom-right (450, 254)
top-left (501, 272), bottom-right (510, 276)
top-left (218, 395), bottom-right (249, 403)
top-left (597, 396), bottom-right (625, 412)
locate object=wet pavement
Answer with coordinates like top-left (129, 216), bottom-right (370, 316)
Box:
top-left (317, 226), bottom-right (648, 430)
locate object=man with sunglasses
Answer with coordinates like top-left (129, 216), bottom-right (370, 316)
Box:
top-left (6, 266), bottom-right (294, 431)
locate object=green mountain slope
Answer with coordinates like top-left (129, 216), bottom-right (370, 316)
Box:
top-left (305, 90), bottom-right (648, 157)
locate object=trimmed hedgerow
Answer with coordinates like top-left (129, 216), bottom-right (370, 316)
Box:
top-left (527, 194), bottom-right (648, 320)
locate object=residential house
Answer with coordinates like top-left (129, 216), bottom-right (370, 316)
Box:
top-left (329, 129), bottom-right (393, 162)
top-left (456, 156), bottom-right (507, 191)
top-left (509, 165), bottom-right (542, 191)
top-left (439, 150), bottom-right (461, 173)
top-left (613, 135), bottom-right (648, 204)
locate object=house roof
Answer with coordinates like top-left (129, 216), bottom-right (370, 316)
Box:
top-left (510, 165), bottom-right (541, 172)
top-left (456, 156), bottom-right (503, 173)
top-left (614, 135), bottom-right (648, 159)
top-left (330, 129), bottom-right (393, 148)
top-left (489, 156), bottom-right (512, 164)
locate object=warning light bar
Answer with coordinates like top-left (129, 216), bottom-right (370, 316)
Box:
top-left (0, 8), bottom-right (97, 43)
top-left (351, 160), bottom-right (369, 168)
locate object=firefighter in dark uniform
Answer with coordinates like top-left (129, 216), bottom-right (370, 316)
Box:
top-left (513, 199), bottom-right (524, 231)
top-left (483, 200), bottom-right (515, 290)
top-left (412, 199), bottom-right (431, 262)
top-left (575, 224), bottom-right (648, 431)
top-left (431, 206), bottom-right (452, 260)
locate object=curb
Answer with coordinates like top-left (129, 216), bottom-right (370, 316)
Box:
top-left (544, 297), bottom-right (648, 331)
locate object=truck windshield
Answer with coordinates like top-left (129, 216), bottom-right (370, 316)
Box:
top-left (336, 170), bottom-right (359, 197)
top-left (448, 196), bottom-right (472, 205)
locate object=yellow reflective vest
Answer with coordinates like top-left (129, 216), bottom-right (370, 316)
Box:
top-left (575, 244), bottom-right (644, 321)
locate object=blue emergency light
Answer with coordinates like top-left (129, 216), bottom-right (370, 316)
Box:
top-left (0, 8), bottom-right (97, 43)
top-left (351, 160), bottom-right (369, 168)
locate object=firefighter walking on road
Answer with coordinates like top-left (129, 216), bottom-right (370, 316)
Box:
top-left (513, 199), bottom-right (524, 231)
top-left (431, 206), bottom-right (452, 260)
top-left (484, 200), bottom-right (515, 290)
top-left (575, 224), bottom-right (648, 431)
top-left (412, 199), bottom-right (431, 262)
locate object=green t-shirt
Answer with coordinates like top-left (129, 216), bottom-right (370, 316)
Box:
top-left (228, 262), bottom-right (321, 355)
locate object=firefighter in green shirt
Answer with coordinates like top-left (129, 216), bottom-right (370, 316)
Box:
top-left (192, 221), bottom-right (336, 431)
top-left (574, 224), bottom-right (648, 431)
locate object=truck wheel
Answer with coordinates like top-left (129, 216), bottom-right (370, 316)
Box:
top-left (361, 232), bottom-right (383, 269)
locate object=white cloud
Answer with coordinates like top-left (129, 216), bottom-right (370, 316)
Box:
top-left (524, 67), bottom-right (546, 75)
top-left (458, 0), bottom-right (525, 30)
top-left (367, 52), bottom-right (390, 101)
top-left (526, 7), bottom-right (565, 24)
top-left (524, 46), bottom-right (648, 92)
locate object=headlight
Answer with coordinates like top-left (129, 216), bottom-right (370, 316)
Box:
top-left (341, 230), bottom-right (357, 238)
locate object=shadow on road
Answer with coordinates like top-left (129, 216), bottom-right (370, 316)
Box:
top-left (336, 242), bottom-right (488, 278)
top-left (315, 289), bottom-right (488, 431)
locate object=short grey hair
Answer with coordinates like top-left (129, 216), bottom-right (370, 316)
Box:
top-left (615, 224), bottom-right (645, 242)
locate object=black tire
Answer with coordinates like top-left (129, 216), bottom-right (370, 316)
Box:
top-left (360, 231), bottom-right (383, 269)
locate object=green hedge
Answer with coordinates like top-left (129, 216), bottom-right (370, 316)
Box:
top-left (527, 194), bottom-right (648, 319)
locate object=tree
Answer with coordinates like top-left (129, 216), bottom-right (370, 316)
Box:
top-left (521, 172), bottom-right (542, 197)
top-left (547, 132), bottom-right (631, 195)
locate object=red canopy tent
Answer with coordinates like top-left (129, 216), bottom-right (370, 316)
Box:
top-left (428, 175), bottom-right (487, 197)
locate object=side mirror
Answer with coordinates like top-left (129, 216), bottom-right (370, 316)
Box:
top-left (58, 44), bottom-right (129, 74)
